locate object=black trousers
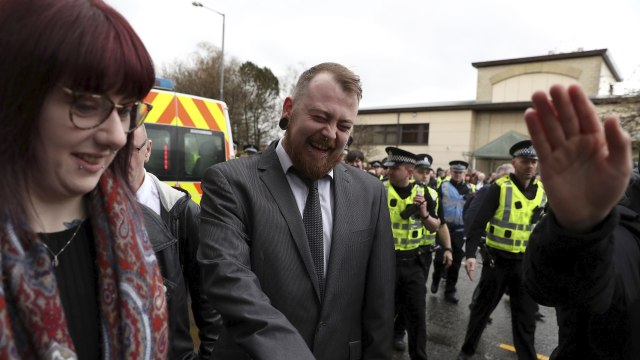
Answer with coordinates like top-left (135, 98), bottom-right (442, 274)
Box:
top-left (394, 249), bottom-right (429, 360)
top-left (394, 247), bottom-right (434, 338)
top-left (432, 227), bottom-right (464, 294)
top-left (461, 251), bottom-right (538, 360)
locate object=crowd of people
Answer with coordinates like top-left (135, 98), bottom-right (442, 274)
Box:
top-left (1, 0), bottom-right (638, 359)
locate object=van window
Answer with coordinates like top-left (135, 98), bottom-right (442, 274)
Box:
top-left (188, 129), bottom-right (226, 177)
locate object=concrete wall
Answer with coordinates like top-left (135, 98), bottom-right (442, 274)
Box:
top-left (357, 109), bottom-right (474, 170)
top-left (476, 55), bottom-right (605, 101)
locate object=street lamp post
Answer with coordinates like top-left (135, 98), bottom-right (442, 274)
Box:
top-left (192, 1), bottom-right (225, 101)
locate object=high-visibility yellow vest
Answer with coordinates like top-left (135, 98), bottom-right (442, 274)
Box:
top-left (485, 176), bottom-right (547, 253)
top-left (419, 186), bottom-right (439, 246)
top-left (384, 181), bottom-right (425, 251)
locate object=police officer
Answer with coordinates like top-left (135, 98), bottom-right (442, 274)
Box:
top-left (243, 144), bottom-right (259, 156)
top-left (384, 147), bottom-right (440, 360)
top-left (394, 153), bottom-right (453, 352)
top-left (369, 160), bottom-right (385, 179)
top-left (431, 160), bottom-right (475, 304)
top-left (457, 140), bottom-right (546, 360)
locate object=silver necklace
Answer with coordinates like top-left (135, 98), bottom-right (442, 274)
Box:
top-left (40, 221), bottom-right (83, 267)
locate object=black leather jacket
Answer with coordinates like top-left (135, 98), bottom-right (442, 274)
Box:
top-left (142, 173), bottom-right (223, 359)
top-left (142, 205), bottom-right (196, 359)
top-left (163, 187), bottom-right (222, 359)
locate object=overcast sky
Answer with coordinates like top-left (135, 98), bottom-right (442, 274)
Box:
top-left (108, 0), bottom-right (640, 108)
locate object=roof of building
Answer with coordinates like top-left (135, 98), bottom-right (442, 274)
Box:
top-left (472, 48), bottom-right (622, 81)
top-left (358, 95), bottom-right (640, 114)
top-left (470, 131), bottom-right (530, 159)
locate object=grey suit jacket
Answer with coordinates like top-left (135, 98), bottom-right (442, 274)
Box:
top-left (198, 141), bottom-right (395, 360)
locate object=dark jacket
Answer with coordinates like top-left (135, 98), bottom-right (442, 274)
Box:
top-left (141, 204), bottom-right (197, 360)
top-left (524, 206), bottom-right (640, 359)
top-left (147, 173), bottom-right (223, 359)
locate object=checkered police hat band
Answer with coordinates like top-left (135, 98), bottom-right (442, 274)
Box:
top-left (388, 154), bottom-right (416, 165)
top-left (513, 147), bottom-right (537, 158)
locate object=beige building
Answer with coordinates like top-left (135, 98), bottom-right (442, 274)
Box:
top-left (356, 49), bottom-right (640, 174)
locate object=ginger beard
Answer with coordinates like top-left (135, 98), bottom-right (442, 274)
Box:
top-left (283, 128), bottom-right (345, 181)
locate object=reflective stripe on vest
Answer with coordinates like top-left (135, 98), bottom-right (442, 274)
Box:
top-left (419, 186), bottom-right (439, 246)
top-left (485, 176), bottom-right (546, 253)
top-left (384, 181), bottom-right (425, 251)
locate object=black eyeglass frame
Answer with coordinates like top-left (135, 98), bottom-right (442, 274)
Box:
top-left (60, 86), bottom-right (153, 133)
top-left (135, 138), bottom-right (148, 152)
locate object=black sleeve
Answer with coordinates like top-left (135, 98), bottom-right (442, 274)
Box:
top-left (464, 183), bottom-right (500, 258)
top-left (463, 188), bottom-right (488, 238)
top-left (181, 200), bottom-right (223, 359)
top-left (524, 206), bottom-right (640, 314)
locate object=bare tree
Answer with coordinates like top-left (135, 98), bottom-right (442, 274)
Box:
top-left (160, 42), bottom-right (279, 150)
top-left (237, 62), bottom-right (279, 148)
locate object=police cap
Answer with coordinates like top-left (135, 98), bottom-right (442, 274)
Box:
top-left (415, 153), bottom-right (433, 170)
top-left (383, 147), bottom-right (416, 167)
top-left (449, 160), bottom-right (469, 172)
top-left (509, 140), bottom-right (538, 159)
top-left (243, 144), bottom-right (258, 154)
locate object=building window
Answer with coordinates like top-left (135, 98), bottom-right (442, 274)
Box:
top-left (360, 124), bottom-right (429, 145)
top-left (372, 125), bottom-right (398, 144)
top-left (401, 124), bottom-right (429, 145)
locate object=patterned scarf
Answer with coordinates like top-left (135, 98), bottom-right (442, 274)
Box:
top-left (0, 169), bottom-right (168, 359)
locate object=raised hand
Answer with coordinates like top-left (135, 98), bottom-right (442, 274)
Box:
top-left (524, 84), bottom-right (631, 232)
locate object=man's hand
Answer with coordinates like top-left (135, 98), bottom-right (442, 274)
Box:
top-left (443, 250), bottom-right (453, 268)
top-left (414, 195), bottom-right (427, 218)
top-left (524, 84), bottom-right (631, 232)
top-left (465, 258), bottom-right (476, 281)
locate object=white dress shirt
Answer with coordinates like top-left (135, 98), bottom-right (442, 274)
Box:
top-left (276, 139), bottom-right (333, 276)
top-left (135, 171), bottom-right (162, 216)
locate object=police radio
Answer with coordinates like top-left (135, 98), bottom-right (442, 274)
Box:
top-left (400, 185), bottom-right (424, 219)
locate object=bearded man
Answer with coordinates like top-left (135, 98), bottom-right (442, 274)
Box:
top-left (198, 63), bottom-right (395, 360)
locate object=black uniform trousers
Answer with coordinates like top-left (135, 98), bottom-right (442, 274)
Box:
top-left (461, 249), bottom-right (538, 360)
top-left (394, 248), bottom-right (429, 360)
top-left (394, 246), bottom-right (434, 339)
top-left (432, 226), bottom-right (465, 294)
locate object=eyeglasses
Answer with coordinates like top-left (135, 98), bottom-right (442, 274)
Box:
top-left (135, 138), bottom-right (148, 152)
top-left (60, 86), bottom-right (153, 133)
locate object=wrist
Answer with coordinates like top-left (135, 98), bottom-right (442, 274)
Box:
top-left (443, 247), bottom-right (452, 253)
top-left (421, 213), bottom-right (430, 220)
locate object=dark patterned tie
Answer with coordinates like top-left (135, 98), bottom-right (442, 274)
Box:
top-left (303, 179), bottom-right (325, 299)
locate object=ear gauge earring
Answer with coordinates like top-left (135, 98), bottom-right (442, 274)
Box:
top-left (279, 117), bottom-right (289, 130)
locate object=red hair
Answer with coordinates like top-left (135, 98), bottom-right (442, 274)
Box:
top-left (0, 0), bottom-right (154, 238)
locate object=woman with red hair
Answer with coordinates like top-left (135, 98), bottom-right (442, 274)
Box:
top-left (0, 0), bottom-right (168, 358)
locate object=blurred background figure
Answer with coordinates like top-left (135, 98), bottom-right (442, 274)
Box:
top-left (473, 171), bottom-right (487, 190)
top-left (345, 149), bottom-right (365, 170)
top-left (243, 144), bottom-right (259, 156)
top-left (0, 0), bottom-right (168, 358)
top-left (432, 160), bottom-right (475, 304)
top-left (368, 159), bottom-right (385, 179)
top-left (129, 124), bottom-right (222, 359)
